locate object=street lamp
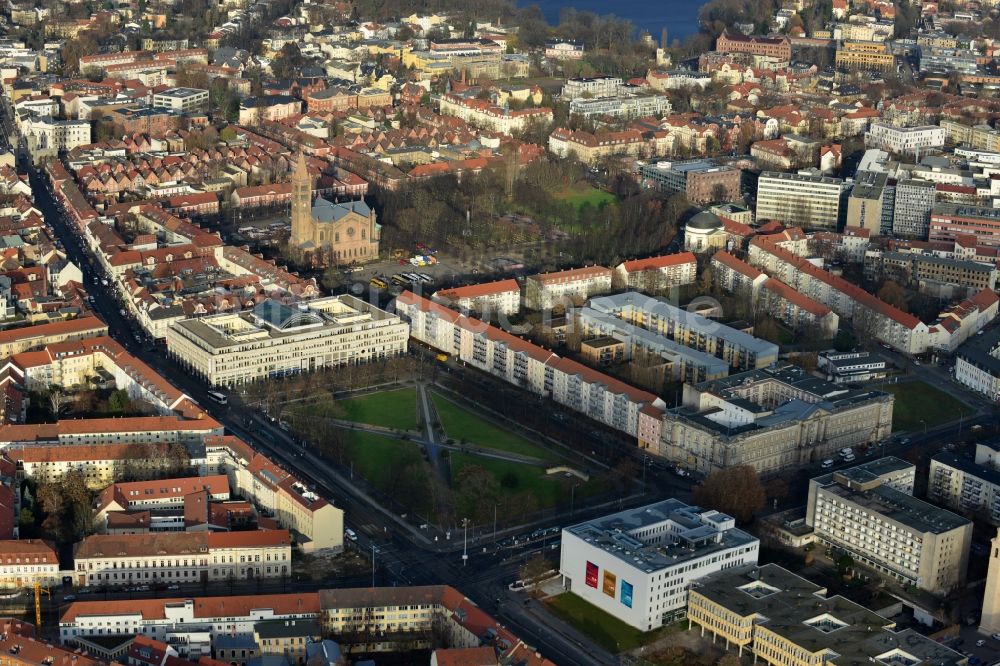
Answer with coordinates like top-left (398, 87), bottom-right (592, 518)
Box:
top-left (462, 518), bottom-right (469, 567)
top-left (920, 418), bottom-right (927, 436)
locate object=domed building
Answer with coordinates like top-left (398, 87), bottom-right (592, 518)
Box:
top-left (683, 210), bottom-right (727, 253)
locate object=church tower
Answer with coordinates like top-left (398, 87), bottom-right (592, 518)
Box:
top-left (982, 527), bottom-right (1000, 635)
top-left (290, 152), bottom-right (312, 247)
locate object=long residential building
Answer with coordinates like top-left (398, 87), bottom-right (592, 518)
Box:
top-left (0, 315), bottom-right (108, 357)
top-left (930, 203), bottom-right (1000, 248)
top-left (438, 93), bottom-right (553, 134)
top-left (687, 564), bottom-right (966, 666)
top-left (929, 441), bottom-right (1000, 525)
top-left (396, 292), bottom-right (666, 437)
top-left (0, 415), bottom-right (223, 448)
top-left (576, 306), bottom-right (731, 383)
top-left (613, 252), bottom-right (697, 293)
top-left (955, 326), bottom-right (1000, 400)
top-left (755, 172), bottom-right (844, 230)
top-left (653, 365), bottom-right (893, 475)
top-left (432, 279), bottom-right (521, 318)
top-left (806, 457), bottom-right (971, 594)
top-left (559, 499), bottom-right (759, 631)
top-left (588, 292), bottom-right (779, 371)
top-left (205, 435), bottom-right (343, 553)
top-left (166, 296), bottom-right (408, 387)
top-left (524, 266), bottom-right (614, 310)
top-left (0, 539), bottom-right (59, 589)
top-left (72, 530), bottom-right (293, 587)
top-left (758, 277), bottom-right (839, 338)
top-left (748, 236), bottom-right (933, 353)
top-left (60, 587), bottom-right (553, 665)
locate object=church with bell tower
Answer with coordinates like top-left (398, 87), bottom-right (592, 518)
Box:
top-left (289, 153), bottom-right (380, 263)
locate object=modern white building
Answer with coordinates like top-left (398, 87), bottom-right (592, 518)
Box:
top-left (816, 350), bottom-right (888, 384)
top-left (756, 171), bottom-right (845, 230)
top-left (152, 87), bottom-right (210, 112)
top-left (167, 296), bottom-right (409, 387)
top-left (806, 457), bottom-right (972, 595)
top-left (561, 76), bottom-right (622, 100)
top-left (559, 499), bottom-right (759, 630)
top-left (864, 123), bottom-right (946, 157)
top-left (568, 94), bottom-right (672, 119)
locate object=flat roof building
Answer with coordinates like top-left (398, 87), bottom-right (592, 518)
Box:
top-left (806, 457), bottom-right (971, 595)
top-left (687, 563), bottom-right (966, 665)
top-left (559, 499), bottom-right (759, 631)
top-left (166, 296), bottom-right (408, 387)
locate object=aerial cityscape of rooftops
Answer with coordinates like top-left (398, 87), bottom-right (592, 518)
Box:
top-left (2, 0), bottom-right (1000, 663)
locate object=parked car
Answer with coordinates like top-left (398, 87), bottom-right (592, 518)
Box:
top-left (821, 459), bottom-right (835, 469)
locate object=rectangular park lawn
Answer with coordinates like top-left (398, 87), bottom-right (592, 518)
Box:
top-left (880, 380), bottom-right (967, 432)
top-left (297, 388), bottom-right (418, 431)
top-left (431, 393), bottom-right (551, 460)
top-left (545, 593), bottom-right (656, 652)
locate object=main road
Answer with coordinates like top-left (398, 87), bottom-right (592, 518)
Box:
top-left (26, 156), bottom-right (622, 665)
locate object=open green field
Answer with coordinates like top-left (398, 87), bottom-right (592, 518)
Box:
top-left (449, 452), bottom-right (604, 512)
top-left (431, 393), bottom-right (552, 459)
top-left (295, 388), bottom-right (418, 431)
top-left (545, 593), bottom-right (659, 652)
top-left (553, 184), bottom-right (617, 212)
top-left (345, 431), bottom-right (423, 489)
top-left (880, 380), bottom-right (968, 432)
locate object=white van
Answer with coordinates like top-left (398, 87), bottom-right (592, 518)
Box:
top-left (345, 528), bottom-right (357, 542)
top-left (821, 459), bottom-right (835, 469)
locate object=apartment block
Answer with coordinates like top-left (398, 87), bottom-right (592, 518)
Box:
top-left (167, 296), bottom-right (408, 387)
top-left (568, 94), bottom-right (671, 119)
top-left (73, 530), bottom-right (293, 587)
top-left (432, 279), bottom-right (521, 318)
top-left (756, 172), bottom-right (844, 230)
top-left (710, 251), bottom-right (767, 297)
top-left (657, 365), bottom-right (893, 475)
top-left (548, 128), bottom-right (647, 164)
top-left (715, 30), bottom-right (791, 61)
top-left (846, 170), bottom-right (890, 234)
top-left (687, 564), bottom-right (965, 665)
top-left (613, 252), bottom-right (697, 293)
top-left (0, 315), bottom-right (107, 357)
top-left (588, 292), bottom-right (779, 371)
top-left (151, 87), bottom-right (209, 112)
top-left (559, 499), bottom-right (759, 631)
top-left (955, 326), bottom-right (1000, 400)
top-left (0, 539), bottom-right (59, 589)
top-left (60, 593), bottom-right (323, 649)
top-left (438, 93), bottom-right (553, 134)
top-left (576, 306), bottom-right (731, 383)
top-left (929, 444), bottom-right (1000, 525)
top-left (638, 160), bottom-right (742, 204)
top-left (835, 41), bottom-right (896, 71)
top-left (806, 458), bottom-right (971, 594)
top-left (396, 292), bottom-right (665, 438)
top-left (560, 76), bottom-right (622, 99)
top-left (206, 435), bottom-right (344, 552)
top-left (892, 179), bottom-right (937, 238)
top-left (878, 251), bottom-right (997, 292)
top-left (866, 123), bottom-right (945, 156)
top-left (930, 203), bottom-right (1000, 248)
top-left (524, 266), bottom-right (613, 310)
top-left (758, 278), bottom-right (839, 338)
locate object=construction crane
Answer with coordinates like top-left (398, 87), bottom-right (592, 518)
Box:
top-left (33, 582), bottom-right (50, 628)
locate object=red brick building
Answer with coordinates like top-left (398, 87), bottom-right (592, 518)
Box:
top-left (716, 30), bottom-right (792, 61)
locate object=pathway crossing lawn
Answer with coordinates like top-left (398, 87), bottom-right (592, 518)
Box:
top-left (298, 388), bottom-right (418, 431)
top-left (545, 593), bottom-right (656, 652)
top-left (449, 453), bottom-right (603, 510)
top-left (880, 381), bottom-right (967, 432)
top-left (431, 393), bottom-right (552, 460)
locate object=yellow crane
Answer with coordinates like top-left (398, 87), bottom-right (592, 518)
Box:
top-left (33, 582), bottom-right (49, 628)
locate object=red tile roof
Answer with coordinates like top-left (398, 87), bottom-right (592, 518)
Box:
top-left (619, 252), bottom-right (697, 273)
